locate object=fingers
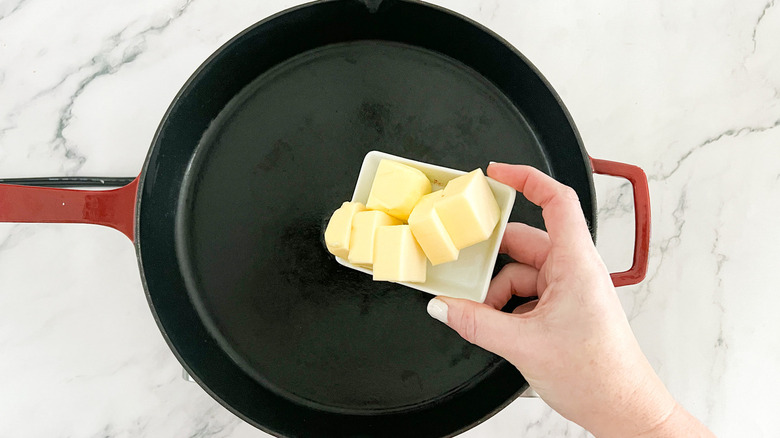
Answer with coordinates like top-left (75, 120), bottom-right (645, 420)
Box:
top-left (487, 163), bottom-right (592, 249)
top-left (484, 262), bottom-right (539, 310)
top-left (427, 297), bottom-right (523, 361)
top-left (500, 222), bottom-right (551, 270)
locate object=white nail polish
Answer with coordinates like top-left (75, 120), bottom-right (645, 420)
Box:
top-left (427, 298), bottom-right (448, 324)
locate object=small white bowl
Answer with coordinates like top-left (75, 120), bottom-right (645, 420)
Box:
top-left (336, 150), bottom-right (516, 303)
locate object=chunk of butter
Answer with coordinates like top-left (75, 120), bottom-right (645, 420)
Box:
top-left (434, 169), bottom-right (500, 249)
top-left (372, 225), bottom-right (427, 283)
top-left (408, 191), bottom-right (459, 265)
top-left (348, 210), bottom-right (402, 266)
top-left (366, 159), bottom-right (432, 221)
top-left (324, 201), bottom-right (367, 259)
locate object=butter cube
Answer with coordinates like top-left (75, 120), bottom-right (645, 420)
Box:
top-left (408, 191), bottom-right (459, 265)
top-left (435, 169), bottom-right (500, 249)
top-left (348, 210), bottom-right (402, 266)
top-left (366, 159), bottom-right (432, 221)
top-left (324, 201), bottom-right (367, 259)
top-left (373, 225), bottom-right (427, 283)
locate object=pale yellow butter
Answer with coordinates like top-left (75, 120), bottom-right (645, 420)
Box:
top-left (348, 210), bottom-right (402, 266)
top-left (366, 159), bottom-right (432, 221)
top-left (324, 201), bottom-right (367, 259)
top-left (372, 225), bottom-right (427, 283)
top-left (408, 191), bottom-right (459, 265)
top-left (435, 169), bottom-right (500, 249)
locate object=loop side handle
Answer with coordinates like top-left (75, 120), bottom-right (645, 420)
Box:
top-left (590, 157), bottom-right (651, 286)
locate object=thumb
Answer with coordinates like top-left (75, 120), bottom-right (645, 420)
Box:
top-left (427, 297), bottom-right (522, 360)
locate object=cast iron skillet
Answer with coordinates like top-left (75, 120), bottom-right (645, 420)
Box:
top-left (0, 0), bottom-right (650, 436)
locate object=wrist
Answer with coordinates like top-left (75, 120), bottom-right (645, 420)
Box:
top-left (632, 402), bottom-right (714, 438)
top-left (586, 365), bottom-right (677, 438)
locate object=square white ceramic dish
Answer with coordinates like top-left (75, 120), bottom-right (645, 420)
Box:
top-left (335, 150), bottom-right (516, 303)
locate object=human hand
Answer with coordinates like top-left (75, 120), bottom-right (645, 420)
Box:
top-left (426, 163), bottom-right (712, 437)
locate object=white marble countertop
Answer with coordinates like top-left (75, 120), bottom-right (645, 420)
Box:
top-left (2, 0), bottom-right (779, 436)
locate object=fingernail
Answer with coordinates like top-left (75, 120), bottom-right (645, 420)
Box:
top-left (427, 298), bottom-right (448, 324)
top-left (488, 161), bottom-right (497, 166)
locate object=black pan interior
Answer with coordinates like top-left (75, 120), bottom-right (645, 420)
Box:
top-left (181, 40), bottom-right (545, 412)
top-left (138, 1), bottom-right (594, 437)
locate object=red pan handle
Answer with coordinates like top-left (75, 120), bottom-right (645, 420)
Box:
top-left (589, 157), bottom-right (651, 287)
top-left (0, 178), bottom-right (138, 241)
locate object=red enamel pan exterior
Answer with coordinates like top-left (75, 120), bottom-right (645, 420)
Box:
top-left (0, 178), bottom-right (139, 241)
top-left (590, 158), bottom-right (651, 287)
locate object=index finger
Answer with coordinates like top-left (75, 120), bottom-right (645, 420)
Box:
top-left (487, 163), bottom-right (592, 248)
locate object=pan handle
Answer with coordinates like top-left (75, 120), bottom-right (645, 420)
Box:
top-left (0, 178), bottom-right (138, 241)
top-left (589, 157), bottom-right (650, 287)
